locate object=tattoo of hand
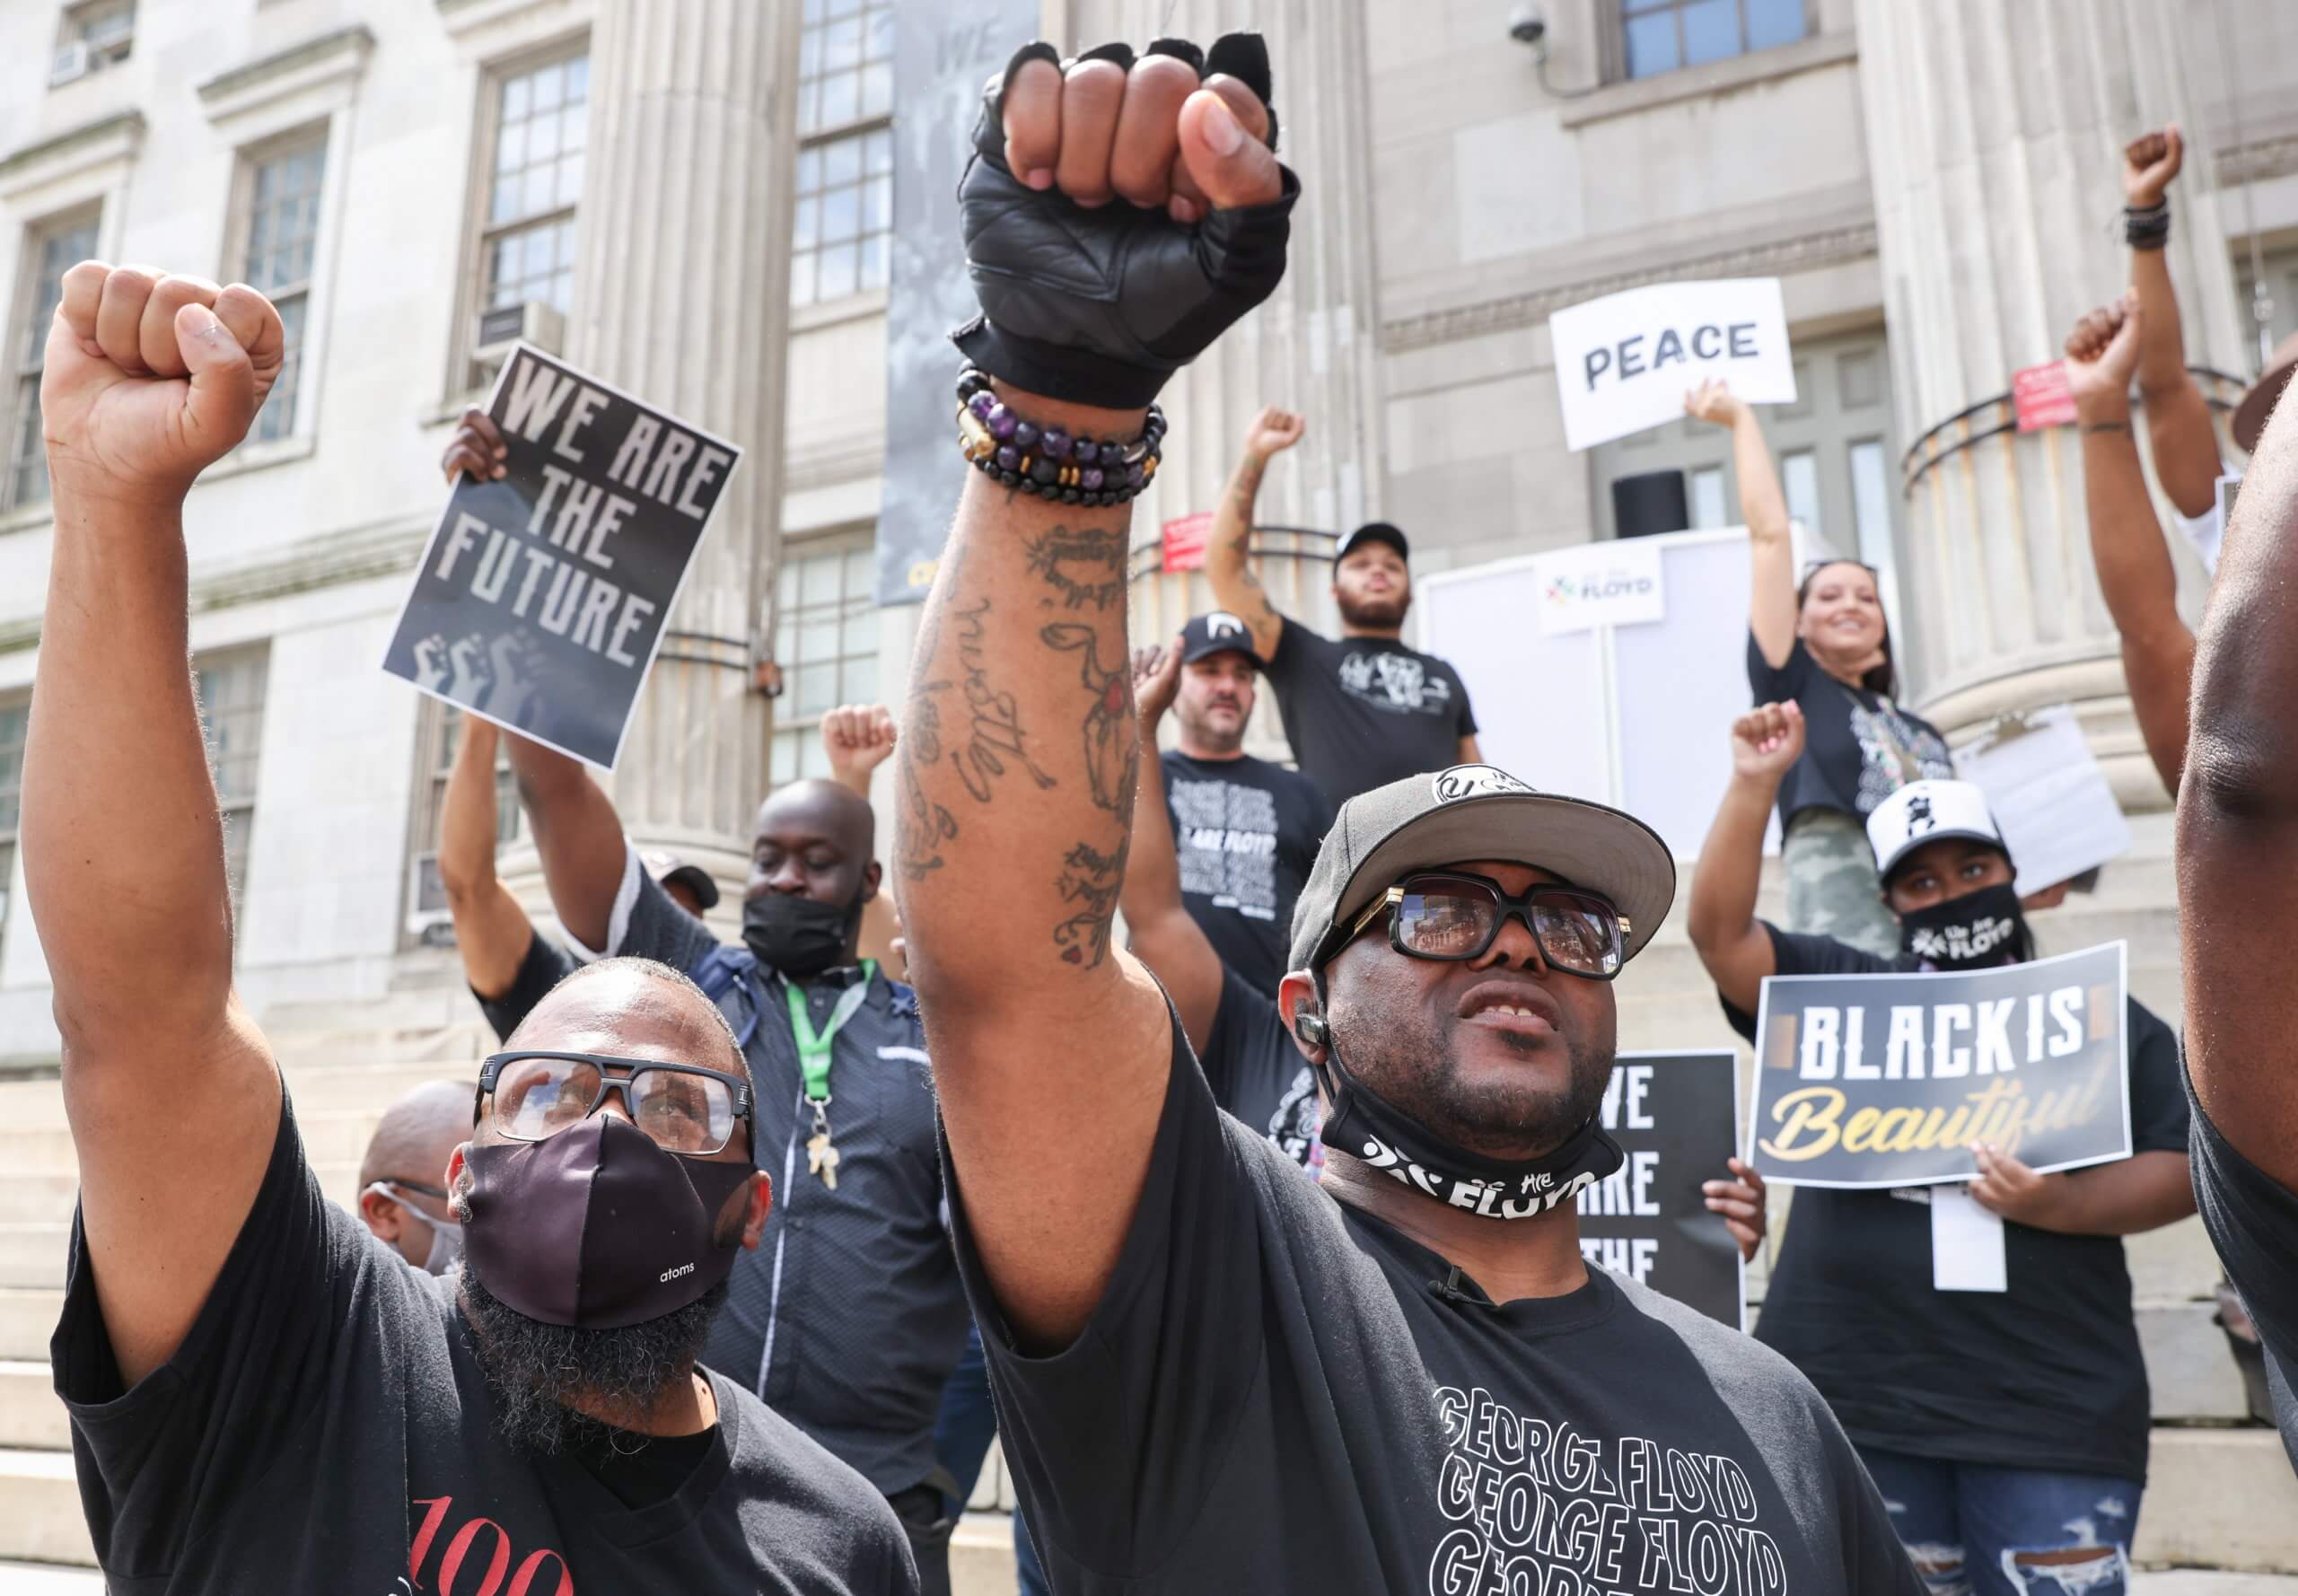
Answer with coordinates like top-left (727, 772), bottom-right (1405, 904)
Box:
top-left (1054, 837), bottom-right (1126, 968)
top-left (1022, 524), bottom-right (1128, 610)
top-left (1042, 623), bottom-right (1136, 814)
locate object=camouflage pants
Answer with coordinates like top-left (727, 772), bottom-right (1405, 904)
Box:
top-left (1783, 809), bottom-right (1899, 958)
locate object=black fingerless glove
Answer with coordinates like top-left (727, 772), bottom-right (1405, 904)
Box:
top-left (952, 34), bottom-right (1301, 409)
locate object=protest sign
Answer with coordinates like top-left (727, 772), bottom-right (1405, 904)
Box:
top-left (1533, 538), bottom-right (1666, 635)
top-left (1953, 705), bottom-right (2130, 896)
top-left (1747, 943), bottom-right (2131, 1189)
top-left (1577, 1050), bottom-right (1744, 1330)
top-left (382, 345), bottom-right (741, 768)
top-left (875, 0), bottom-right (1041, 605)
top-left (2012, 360), bottom-right (2077, 432)
top-left (1548, 278), bottom-right (1797, 452)
top-left (1162, 511), bottom-right (1213, 573)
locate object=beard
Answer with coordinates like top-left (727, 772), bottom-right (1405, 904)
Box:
top-left (1344, 1011), bottom-right (1613, 1162)
top-left (1337, 587), bottom-right (1410, 630)
top-left (459, 1268), bottom-right (728, 1456)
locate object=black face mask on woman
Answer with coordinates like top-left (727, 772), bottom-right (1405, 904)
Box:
top-left (742, 890), bottom-right (864, 977)
top-left (1899, 881), bottom-right (2030, 972)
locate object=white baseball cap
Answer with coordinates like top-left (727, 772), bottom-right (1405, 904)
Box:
top-left (1865, 779), bottom-right (2011, 885)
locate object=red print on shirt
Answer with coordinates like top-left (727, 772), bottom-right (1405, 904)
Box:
top-left (408, 1495), bottom-right (574, 1596)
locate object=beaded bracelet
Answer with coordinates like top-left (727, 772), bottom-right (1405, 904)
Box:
top-left (954, 366), bottom-right (1164, 507)
top-left (2124, 200), bottom-right (2171, 251)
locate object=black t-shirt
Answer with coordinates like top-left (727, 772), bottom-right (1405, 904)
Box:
top-left (53, 1087), bottom-right (918, 1594)
top-left (474, 926), bottom-right (579, 1043)
top-left (1720, 926), bottom-right (2189, 1482)
top-left (948, 1017), bottom-right (1922, 1595)
top-left (2185, 1067), bottom-right (2298, 1470)
top-left (1161, 749), bottom-right (1333, 997)
top-left (1747, 634), bottom-right (1952, 829)
top-left (1201, 964), bottom-right (1320, 1170)
top-left (1265, 615), bottom-right (1478, 809)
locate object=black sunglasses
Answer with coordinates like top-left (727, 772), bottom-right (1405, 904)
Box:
top-left (476, 1050), bottom-right (754, 1156)
top-left (1346, 872), bottom-right (1627, 979)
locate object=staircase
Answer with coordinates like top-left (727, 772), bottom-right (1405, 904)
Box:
top-left (4, 824), bottom-right (2295, 1588)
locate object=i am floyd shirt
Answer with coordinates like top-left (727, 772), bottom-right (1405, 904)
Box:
top-left (1265, 615), bottom-right (1478, 809)
top-left (1161, 748), bottom-right (1333, 998)
top-left (947, 1015), bottom-right (1924, 1595)
top-left (1720, 925), bottom-right (2189, 1483)
top-left (1747, 634), bottom-right (1952, 831)
top-left (52, 1089), bottom-right (917, 1595)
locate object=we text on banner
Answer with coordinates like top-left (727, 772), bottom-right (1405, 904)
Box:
top-left (1578, 1050), bottom-right (1744, 1331)
top-left (1747, 943), bottom-right (2131, 1189)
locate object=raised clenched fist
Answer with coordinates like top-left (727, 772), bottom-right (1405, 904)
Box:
top-left (2123, 125), bottom-right (2183, 209)
top-left (955, 35), bottom-right (1297, 409)
top-left (1730, 701), bottom-right (1805, 782)
top-left (40, 262), bottom-right (284, 502)
top-left (1243, 405), bottom-right (1304, 460)
top-left (2063, 294), bottom-right (2143, 418)
top-left (821, 704), bottom-right (899, 790)
top-left (1683, 378), bottom-right (1748, 430)
top-left (1130, 636), bottom-right (1183, 725)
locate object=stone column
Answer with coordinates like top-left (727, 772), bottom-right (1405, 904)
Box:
top-left (1856, 0), bottom-right (2249, 808)
top-left (1068, 0), bottom-right (1384, 758)
top-left (509, 0), bottom-right (801, 906)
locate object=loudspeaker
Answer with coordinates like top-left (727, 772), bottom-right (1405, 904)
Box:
top-left (1612, 470), bottom-right (1690, 539)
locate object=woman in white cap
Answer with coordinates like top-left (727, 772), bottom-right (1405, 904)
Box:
top-left (1687, 381), bottom-right (1953, 958)
top-left (1689, 702), bottom-right (2196, 1595)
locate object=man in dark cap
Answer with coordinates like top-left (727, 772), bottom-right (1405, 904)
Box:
top-left (25, 260), bottom-right (912, 1592)
top-left (1203, 404), bottom-right (1481, 808)
top-left (1155, 610), bottom-right (1332, 996)
top-left (896, 38), bottom-right (1920, 1592)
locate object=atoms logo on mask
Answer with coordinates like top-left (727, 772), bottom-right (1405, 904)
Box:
top-left (659, 1261), bottom-right (696, 1284)
top-left (1432, 765), bottom-right (1534, 804)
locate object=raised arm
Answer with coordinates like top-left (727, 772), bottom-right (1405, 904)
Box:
top-left (500, 706), bottom-right (625, 952)
top-left (2123, 127), bottom-right (2223, 519)
top-left (436, 715), bottom-right (536, 997)
top-left (24, 265), bottom-right (285, 1384)
top-left (1687, 380), bottom-right (1797, 667)
top-left (2066, 297), bottom-right (2195, 794)
top-left (1686, 703), bottom-right (1802, 1016)
top-left (899, 44), bottom-right (1291, 1348)
top-left (1203, 405), bottom-right (1303, 663)
top-left (821, 703), bottom-right (905, 969)
top-left (2178, 327), bottom-right (2298, 1189)
top-left (1118, 640), bottom-right (1224, 1052)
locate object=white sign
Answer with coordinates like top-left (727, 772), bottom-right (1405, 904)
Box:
top-left (1952, 704), bottom-right (2131, 896)
top-left (1548, 277), bottom-right (1798, 452)
top-left (1532, 539), bottom-right (1666, 635)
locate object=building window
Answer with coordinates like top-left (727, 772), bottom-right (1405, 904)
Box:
top-left (1619, 0), bottom-right (1808, 79)
top-left (797, 0), bottom-right (893, 135)
top-left (791, 127), bottom-right (891, 308)
top-left (6, 211), bottom-right (101, 513)
top-left (193, 649), bottom-right (268, 908)
top-left (468, 48), bottom-right (588, 384)
top-left (410, 704), bottom-right (521, 923)
top-left (53, 0), bottom-right (135, 84)
top-left (240, 134), bottom-right (328, 445)
top-left (0, 697), bottom-right (24, 936)
top-left (769, 538), bottom-right (879, 785)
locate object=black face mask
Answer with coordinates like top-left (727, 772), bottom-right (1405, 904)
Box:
top-left (1899, 881), bottom-right (2030, 971)
top-left (742, 890), bottom-right (863, 977)
top-left (1305, 978), bottom-right (1624, 1222)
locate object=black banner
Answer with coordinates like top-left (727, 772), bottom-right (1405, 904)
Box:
top-left (382, 345), bottom-right (741, 767)
top-left (1577, 1050), bottom-right (1744, 1330)
top-left (1748, 942), bottom-right (2131, 1188)
top-left (874, 0), bottom-right (1040, 606)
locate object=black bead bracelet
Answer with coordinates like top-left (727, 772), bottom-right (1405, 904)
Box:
top-left (954, 366), bottom-right (1164, 507)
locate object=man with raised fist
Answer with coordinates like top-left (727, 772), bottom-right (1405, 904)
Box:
top-left (26, 265), bottom-right (912, 1590)
top-left (900, 37), bottom-right (1919, 1595)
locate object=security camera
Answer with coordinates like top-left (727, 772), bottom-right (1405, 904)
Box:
top-left (1509, 3), bottom-right (1547, 46)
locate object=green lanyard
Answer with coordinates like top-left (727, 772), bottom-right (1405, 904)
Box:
top-left (784, 960), bottom-right (877, 1106)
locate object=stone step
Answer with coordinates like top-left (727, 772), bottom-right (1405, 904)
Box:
top-left (0, 1363), bottom-right (65, 1451)
top-left (0, 1104), bottom-right (438, 1179)
top-left (0, 1061), bottom-right (473, 1127)
top-left (2136, 1429), bottom-right (2298, 1573)
top-left (0, 1163), bottom-right (367, 1228)
top-left (0, 1450), bottom-right (92, 1567)
top-left (2141, 1301), bottom-right (2255, 1423)
top-left (0, 1229), bottom-right (71, 1293)
top-left (0, 1292), bottom-right (60, 1362)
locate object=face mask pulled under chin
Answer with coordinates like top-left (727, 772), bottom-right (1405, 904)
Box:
top-left (1899, 881), bottom-right (2030, 971)
top-left (742, 890), bottom-right (863, 978)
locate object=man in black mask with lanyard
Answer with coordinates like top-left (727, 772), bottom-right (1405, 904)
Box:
top-left (897, 36), bottom-right (1920, 1593)
top-left (507, 751), bottom-right (968, 1592)
top-left (1689, 702), bottom-right (2194, 1587)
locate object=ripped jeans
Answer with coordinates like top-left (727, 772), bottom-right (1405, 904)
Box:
top-left (1860, 1449), bottom-right (2141, 1596)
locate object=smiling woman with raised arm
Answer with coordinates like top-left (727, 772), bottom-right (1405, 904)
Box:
top-left (1688, 378), bottom-right (1953, 956)
top-left (898, 34), bottom-right (1924, 1596)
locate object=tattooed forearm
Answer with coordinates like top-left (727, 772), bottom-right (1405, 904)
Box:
top-left (949, 598), bottom-right (1057, 802)
top-left (1053, 837), bottom-right (1127, 968)
top-left (1041, 623), bottom-right (1136, 813)
top-left (1022, 523), bottom-right (1128, 610)
top-left (895, 738), bottom-right (959, 881)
